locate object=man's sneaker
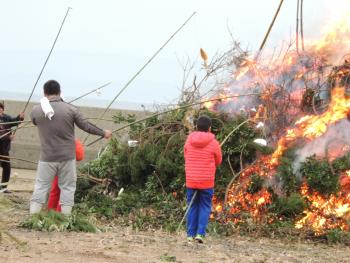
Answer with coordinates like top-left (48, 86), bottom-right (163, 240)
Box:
top-left (195, 234), bottom-right (204, 243)
top-left (187, 236), bottom-right (194, 242)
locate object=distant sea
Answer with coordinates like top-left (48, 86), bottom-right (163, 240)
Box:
top-left (0, 91), bottom-right (159, 111)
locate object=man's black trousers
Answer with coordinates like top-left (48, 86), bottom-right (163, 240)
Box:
top-left (0, 153), bottom-right (11, 189)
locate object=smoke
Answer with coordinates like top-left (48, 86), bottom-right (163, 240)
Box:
top-left (293, 119), bottom-right (350, 173)
top-left (307, 13), bottom-right (350, 64)
top-left (213, 76), bottom-right (260, 114)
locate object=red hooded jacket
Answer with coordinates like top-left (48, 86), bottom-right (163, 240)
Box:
top-left (184, 131), bottom-right (222, 189)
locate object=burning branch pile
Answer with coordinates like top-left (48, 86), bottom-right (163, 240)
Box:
top-left (75, 15), bottom-right (350, 240)
top-left (207, 17), bottom-right (350, 237)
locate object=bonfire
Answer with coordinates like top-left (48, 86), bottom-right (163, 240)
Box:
top-left (69, 10), bottom-right (350, 241)
top-left (208, 16), bottom-right (350, 235)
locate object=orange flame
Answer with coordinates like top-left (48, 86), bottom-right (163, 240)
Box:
top-left (210, 13), bottom-right (350, 235)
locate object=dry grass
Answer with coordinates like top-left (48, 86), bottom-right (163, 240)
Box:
top-left (1, 191), bottom-right (350, 263)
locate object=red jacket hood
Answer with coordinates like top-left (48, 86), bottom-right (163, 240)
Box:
top-left (187, 131), bottom-right (215, 148)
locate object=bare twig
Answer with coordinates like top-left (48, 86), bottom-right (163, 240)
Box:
top-left (227, 155), bottom-right (235, 178)
top-left (153, 171), bottom-right (166, 196)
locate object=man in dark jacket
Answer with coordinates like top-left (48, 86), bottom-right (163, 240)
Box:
top-left (30, 80), bottom-right (112, 215)
top-left (0, 102), bottom-right (24, 193)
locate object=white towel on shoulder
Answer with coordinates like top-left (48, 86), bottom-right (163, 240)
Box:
top-left (40, 97), bottom-right (54, 120)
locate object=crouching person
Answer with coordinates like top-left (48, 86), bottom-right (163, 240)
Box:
top-left (30, 80), bottom-right (112, 215)
top-left (184, 115), bottom-right (222, 243)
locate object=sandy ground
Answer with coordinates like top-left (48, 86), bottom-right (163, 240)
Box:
top-left (1, 169), bottom-right (350, 263)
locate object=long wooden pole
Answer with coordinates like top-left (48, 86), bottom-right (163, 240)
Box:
top-left (257, 0), bottom-right (285, 56)
top-left (300, 0), bottom-right (305, 51)
top-left (83, 12), bottom-right (197, 144)
top-left (0, 154), bottom-right (38, 164)
top-left (68, 82), bottom-right (112, 104)
top-left (296, 0), bottom-right (300, 53)
top-left (23, 7), bottom-right (72, 113)
top-left (12, 7), bottom-right (72, 137)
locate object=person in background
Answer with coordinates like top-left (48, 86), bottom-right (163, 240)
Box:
top-left (47, 138), bottom-right (85, 212)
top-left (184, 115), bottom-right (222, 243)
top-left (30, 80), bottom-right (112, 215)
top-left (0, 102), bottom-right (24, 193)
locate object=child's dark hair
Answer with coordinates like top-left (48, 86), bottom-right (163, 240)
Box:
top-left (44, 80), bottom-right (61, 95)
top-left (196, 115), bottom-right (212, 132)
top-left (0, 102), bottom-right (4, 110)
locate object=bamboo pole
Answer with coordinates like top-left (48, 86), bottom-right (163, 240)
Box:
top-left (68, 82), bottom-right (112, 104)
top-left (300, 0), bottom-right (305, 51)
top-left (0, 155), bottom-right (38, 165)
top-left (296, 0), bottom-right (300, 53)
top-left (83, 12), bottom-right (197, 144)
top-left (176, 190), bottom-right (197, 233)
top-left (257, 0), bottom-right (285, 56)
top-left (0, 131), bottom-right (13, 140)
top-left (13, 7), bottom-right (72, 137)
top-left (22, 7), bottom-right (72, 113)
top-left (0, 120), bottom-right (31, 125)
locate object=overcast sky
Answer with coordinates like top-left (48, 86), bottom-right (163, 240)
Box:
top-left (1, 0), bottom-right (349, 108)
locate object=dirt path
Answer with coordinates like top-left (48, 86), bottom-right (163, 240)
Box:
top-left (1, 169), bottom-right (350, 263)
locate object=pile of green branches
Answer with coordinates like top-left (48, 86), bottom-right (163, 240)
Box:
top-left (76, 109), bottom-right (265, 231)
top-left (76, 105), bottom-right (350, 243)
top-left (21, 211), bottom-right (98, 233)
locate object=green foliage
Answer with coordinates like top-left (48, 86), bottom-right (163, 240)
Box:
top-left (82, 189), bottom-right (116, 218)
top-left (276, 157), bottom-right (301, 195)
top-left (253, 143), bottom-right (274, 155)
top-left (115, 190), bottom-right (144, 215)
top-left (207, 221), bottom-right (236, 237)
top-left (332, 152), bottom-right (350, 172)
top-left (216, 115), bottom-right (260, 172)
top-left (325, 228), bottom-right (350, 244)
top-left (113, 112), bottom-right (145, 138)
top-left (130, 194), bottom-right (184, 232)
top-left (213, 114), bottom-right (263, 196)
top-left (160, 253), bottom-right (177, 262)
top-left (247, 174), bottom-right (264, 194)
top-left (77, 110), bottom-right (319, 235)
top-left (268, 193), bottom-right (307, 218)
top-left (20, 211), bottom-right (98, 233)
top-left (300, 155), bottom-right (340, 195)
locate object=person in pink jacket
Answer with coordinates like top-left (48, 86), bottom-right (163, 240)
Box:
top-left (184, 115), bottom-right (222, 243)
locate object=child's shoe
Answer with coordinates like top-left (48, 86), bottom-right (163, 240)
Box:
top-left (195, 234), bottom-right (204, 243)
top-left (187, 236), bottom-right (194, 242)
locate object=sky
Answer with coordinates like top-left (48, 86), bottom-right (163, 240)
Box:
top-left (1, 0), bottom-right (349, 109)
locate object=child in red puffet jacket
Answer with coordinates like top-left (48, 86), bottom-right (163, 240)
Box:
top-left (184, 115), bottom-right (222, 243)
